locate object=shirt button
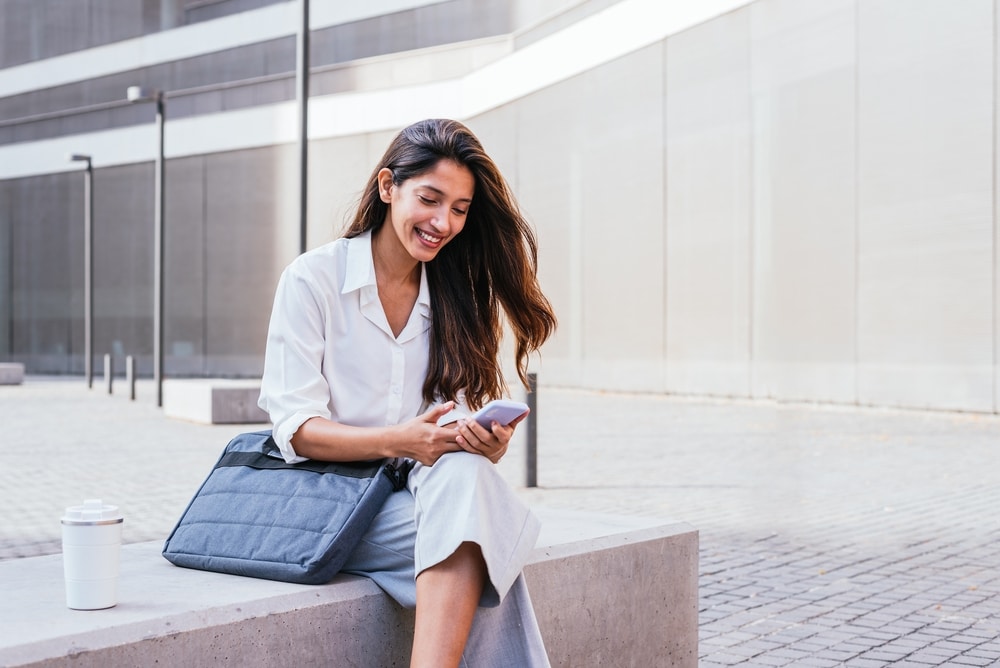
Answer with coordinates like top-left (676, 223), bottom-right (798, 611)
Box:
top-left (392, 386), bottom-right (401, 395)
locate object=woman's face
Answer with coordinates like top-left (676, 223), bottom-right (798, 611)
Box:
top-left (378, 159), bottom-right (475, 263)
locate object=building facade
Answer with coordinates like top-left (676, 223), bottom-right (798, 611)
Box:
top-left (2, 0), bottom-right (999, 414)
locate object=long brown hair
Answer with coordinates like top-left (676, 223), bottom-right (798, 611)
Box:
top-left (345, 119), bottom-right (556, 409)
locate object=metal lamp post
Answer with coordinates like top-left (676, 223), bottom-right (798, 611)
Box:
top-left (126, 85), bottom-right (166, 407)
top-left (297, 0), bottom-right (310, 254)
top-left (69, 153), bottom-right (94, 389)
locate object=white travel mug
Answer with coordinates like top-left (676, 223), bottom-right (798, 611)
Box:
top-left (61, 499), bottom-right (124, 610)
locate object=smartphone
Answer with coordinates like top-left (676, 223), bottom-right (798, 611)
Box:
top-left (470, 399), bottom-right (529, 429)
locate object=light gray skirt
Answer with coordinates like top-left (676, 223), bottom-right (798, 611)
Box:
top-left (343, 450), bottom-right (540, 608)
top-left (341, 451), bottom-right (550, 667)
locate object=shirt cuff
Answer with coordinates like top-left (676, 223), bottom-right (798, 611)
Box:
top-left (272, 411), bottom-right (320, 463)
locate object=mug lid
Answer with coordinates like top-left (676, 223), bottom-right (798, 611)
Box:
top-left (61, 499), bottom-right (123, 525)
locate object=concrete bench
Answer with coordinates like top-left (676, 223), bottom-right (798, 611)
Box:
top-left (0, 509), bottom-right (697, 667)
top-left (162, 379), bottom-right (268, 424)
top-left (0, 362), bottom-right (25, 385)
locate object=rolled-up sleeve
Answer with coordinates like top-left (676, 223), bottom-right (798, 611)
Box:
top-left (258, 263), bottom-right (331, 463)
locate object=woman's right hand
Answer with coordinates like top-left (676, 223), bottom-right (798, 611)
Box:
top-left (395, 402), bottom-right (463, 466)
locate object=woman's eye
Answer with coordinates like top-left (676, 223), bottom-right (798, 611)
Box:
top-left (453, 208), bottom-right (468, 216)
top-left (418, 196), bottom-right (437, 205)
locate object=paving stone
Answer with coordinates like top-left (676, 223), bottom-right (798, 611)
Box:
top-left (748, 655), bottom-right (792, 667)
top-left (843, 659), bottom-right (889, 668)
top-left (859, 648), bottom-right (914, 663)
top-left (698, 651), bottom-right (749, 666)
top-left (904, 649), bottom-right (961, 663)
top-left (930, 639), bottom-right (980, 652)
top-left (964, 645), bottom-right (1000, 658)
top-left (949, 655), bottom-right (998, 667)
top-left (762, 646), bottom-right (825, 661)
top-left (813, 648), bottom-right (864, 662)
top-left (795, 658), bottom-right (841, 668)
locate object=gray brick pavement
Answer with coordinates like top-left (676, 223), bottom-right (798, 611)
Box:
top-left (2, 378), bottom-right (999, 666)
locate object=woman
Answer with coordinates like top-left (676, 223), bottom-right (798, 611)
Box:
top-left (258, 118), bottom-right (557, 667)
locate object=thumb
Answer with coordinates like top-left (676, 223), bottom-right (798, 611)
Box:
top-left (507, 408), bottom-right (530, 429)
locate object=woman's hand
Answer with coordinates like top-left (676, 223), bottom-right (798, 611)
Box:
top-left (454, 409), bottom-right (529, 464)
top-left (397, 402), bottom-right (463, 467)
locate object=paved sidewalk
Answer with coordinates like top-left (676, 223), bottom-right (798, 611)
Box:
top-left (2, 377), bottom-right (1000, 666)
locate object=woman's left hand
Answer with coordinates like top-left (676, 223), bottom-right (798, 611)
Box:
top-left (454, 410), bottom-right (529, 464)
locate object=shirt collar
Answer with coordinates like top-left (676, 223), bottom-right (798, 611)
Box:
top-left (343, 230), bottom-right (377, 294)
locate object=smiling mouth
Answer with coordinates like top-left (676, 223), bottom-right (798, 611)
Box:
top-left (415, 228), bottom-right (442, 244)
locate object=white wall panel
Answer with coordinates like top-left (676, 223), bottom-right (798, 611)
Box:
top-left (515, 76), bottom-right (586, 387)
top-left (995, 0), bottom-right (1000, 415)
top-left (749, 0), bottom-right (858, 403)
top-left (576, 45), bottom-right (666, 392)
top-left (665, 8), bottom-right (752, 397)
top-left (857, 0), bottom-right (994, 411)
top-left (306, 134), bottom-right (372, 249)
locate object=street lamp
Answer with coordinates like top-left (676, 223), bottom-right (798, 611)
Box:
top-left (126, 85), bottom-right (166, 407)
top-left (69, 153), bottom-right (94, 389)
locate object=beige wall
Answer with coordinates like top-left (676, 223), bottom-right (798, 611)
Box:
top-left (309, 0), bottom-right (1000, 414)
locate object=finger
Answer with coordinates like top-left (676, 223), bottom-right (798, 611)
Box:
top-left (455, 431), bottom-right (488, 456)
top-left (459, 422), bottom-right (498, 452)
top-left (456, 421), bottom-right (492, 454)
top-left (462, 418), bottom-right (498, 444)
top-left (456, 427), bottom-right (504, 462)
top-left (477, 421), bottom-right (514, 449)
top-left (422, 401), bottom-right (456, 423)
top-left (490, 422), bottom-right (515, 444)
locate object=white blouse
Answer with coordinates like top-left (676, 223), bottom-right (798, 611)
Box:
top-left (258, 231), bottom-right (437, 463)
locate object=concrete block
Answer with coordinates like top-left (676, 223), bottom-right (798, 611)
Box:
top-left (0, 363), bottom-right (25, 385)
top-left (162, 378), bottom-right (268, 424)
top-left (528, 523), bottom-right (699, 666)
top-left (0, 509), bottom-right (697, 667)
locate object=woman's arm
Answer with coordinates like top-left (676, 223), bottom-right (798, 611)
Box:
top-left (292, 402), bottom-right (463, 466)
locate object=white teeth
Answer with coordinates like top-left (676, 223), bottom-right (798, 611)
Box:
top-left (416, 229), bottom-right (441, 243)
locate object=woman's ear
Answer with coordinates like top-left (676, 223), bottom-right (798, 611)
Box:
top-left (377, 168), bottom-right (394, 203)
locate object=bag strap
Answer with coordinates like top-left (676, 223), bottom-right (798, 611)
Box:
top-left (217, 431), bottom-right (414, 489)
top-left (216, 451), bottom-right (384, 478)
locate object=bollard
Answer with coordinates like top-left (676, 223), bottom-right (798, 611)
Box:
top-left (104, 354), bottom-right (113, 395)
top-left (526, 372), bottom-right (537, 488)
top-left (126, 355), bottom-right (136, 401)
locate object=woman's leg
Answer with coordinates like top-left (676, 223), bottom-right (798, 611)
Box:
top-left (410, 541), bottom-right (487, 668)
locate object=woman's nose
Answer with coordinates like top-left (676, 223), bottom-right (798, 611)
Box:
top-left (431, 211), bottom-right (452, 231)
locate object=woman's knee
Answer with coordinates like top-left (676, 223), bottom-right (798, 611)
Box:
top-left (420, 450), bottom-right (496, 486)
top-left (409, 451), bottom-right (505, 505)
